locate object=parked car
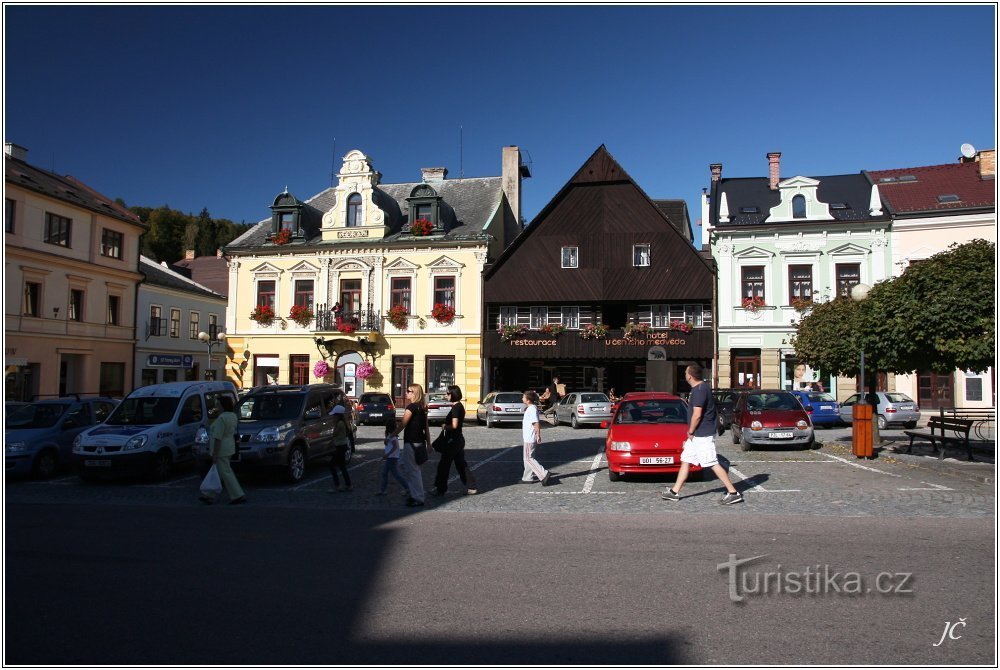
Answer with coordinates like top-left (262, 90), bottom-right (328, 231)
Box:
top-left (356, 392), bottom-right (395, 426)
top-left (839, 392), bottom-right (920, 430)
top-left (5, 400), bottom-right (30, 419)
top-left (554, 392), bottom-right (612, 428)
top-left (476, 392), bottom-right (527, 427)
top-left (426, 392), bottom-right (454, 425)
top-left (603, 393), bottom-right (697, 481)
top-left (195, 383), bottom-right (350, 483)
top-left (712, 389), bottom-right (740, 434)
top-left (731, 389), bottom-right (815, 451)
top-left (74, 381), bottom-right (237, 480)
top-left (6, 397), bottom-right (119, 478)
top-left (789, 389), bottom-right (843, 427)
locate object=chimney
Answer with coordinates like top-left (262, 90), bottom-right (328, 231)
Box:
top-left (420, 167), bottom-right (448, 182)
top-left (185, 249), bottom-right (196, 260)
top-left (768, 152), bottom-right (781, 190)
top-left (4, 143), bottom-right (28, 161)
top-left (216, 248), bottom-right (224, 258)
top-left (710, 163), bottom-right (722, 183)
top-left (502, 146), bottom-right (525, 228)
top-left (977, 149), bottom-right (996, 179)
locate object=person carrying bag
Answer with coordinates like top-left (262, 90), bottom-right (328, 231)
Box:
top-left (430, 385), bottom-right (477, 496)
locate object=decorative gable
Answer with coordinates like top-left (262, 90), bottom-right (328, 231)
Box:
top-left (385, 257), bottom-right (420, 273)
top-left (427, 255), bottom-right (464, 272)
top-left (733, 246), bottom-right (775, 260)
top-left (249, 262), bottom-right (282, 277)
top-left (768, 176), bottom-right (833, 222)
top-left (321, 149), bottom-right (389, 242)
top-left (288, 260), bottom-right (320, 276)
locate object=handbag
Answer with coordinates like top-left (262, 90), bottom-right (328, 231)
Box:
top-left (432, 428), bottom-right (451, 453)
top-left (412, 443), bottom-right (429, 465)
top-left (200, 464), bottom-right (223, 495)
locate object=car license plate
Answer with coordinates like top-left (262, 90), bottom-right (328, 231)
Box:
top-left (369, 413), bottom-right (382, 418)
top-left (820, 405), bottom-right (833, 410)
top-left (506, 408), bottom-right (520, 412)
top-left (85, 459), bottom-right (112, 467)
top-left (640, 456), bottom-right (674, 465)
top-left (768, 432), bottom-right (793, 439)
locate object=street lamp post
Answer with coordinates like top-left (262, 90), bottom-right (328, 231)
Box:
top-left (850, 283), bottom-right (874, 459)
top-left (198, 331), bottom-right (227, 381)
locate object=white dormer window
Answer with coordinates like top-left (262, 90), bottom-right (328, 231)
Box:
top-left (561, 247), bottom-right (578, 268)
top-left (633, 244), bottom-right (651, 267)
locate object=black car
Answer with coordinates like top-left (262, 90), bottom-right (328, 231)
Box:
top-left (356, 393), bottom-right (395, 425)
top-left (712, 389), bottom-right (741, 434)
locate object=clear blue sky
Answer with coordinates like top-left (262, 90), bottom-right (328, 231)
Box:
top-left (5, 5), bottom-right (996, 232)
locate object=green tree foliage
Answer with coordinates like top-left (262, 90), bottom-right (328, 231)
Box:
top-left (794, 239), bottom-right (996, 379)
top-left (129, 205), bottom-right (252, 264)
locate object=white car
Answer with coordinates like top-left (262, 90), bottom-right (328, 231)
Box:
top-left (554, 392), bottom-right (612, 428)
top-left (426, 392), bottom-right (454, 425)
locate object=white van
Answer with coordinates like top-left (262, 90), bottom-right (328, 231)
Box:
top-left (73, 381), bottom-right (237, 480)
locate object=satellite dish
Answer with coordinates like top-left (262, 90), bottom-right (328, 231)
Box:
top-left (960, 143), bottom-right (977, 159)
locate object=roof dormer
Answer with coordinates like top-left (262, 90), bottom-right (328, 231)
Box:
top-left (269, 188), bottom-right (305, 242)
top-left (767, 176), bottom-right (833, 222)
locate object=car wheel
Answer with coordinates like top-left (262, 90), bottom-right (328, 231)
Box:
top-left (804, 438), bottom-right (816, 450)
top-left (876, 414), bottom-right (887, 430)
top-left (571, 414), bottom-right (580, 429)
top-left (33, 448), bottom-right (59, 479)
top-left (904, 421), bottom-right (917, 429)
top-left (609, 469), bottom-right (622, 482)
top-left (151, 449), bottom-right (173, 481)
top-left (487, 414), bottom-right (497, 428)
top-left (286, 445), bottom-right (306, 483)
top-left (477, 413), bottom-right (485, 426)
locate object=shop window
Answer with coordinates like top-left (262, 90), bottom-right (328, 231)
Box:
top-left (426, 356), bottom-right (455, 394)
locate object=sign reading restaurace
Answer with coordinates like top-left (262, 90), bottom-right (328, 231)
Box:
top-left (337, 229), bottom-right (370, 239)
top-left (147, 354), bottom-right (194, 368)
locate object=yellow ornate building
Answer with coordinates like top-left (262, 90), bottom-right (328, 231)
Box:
top-left (223, 147), bottom-right (527, 407)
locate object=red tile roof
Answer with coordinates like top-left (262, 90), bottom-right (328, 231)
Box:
top-left (868, 161), bottom-right (995, 214)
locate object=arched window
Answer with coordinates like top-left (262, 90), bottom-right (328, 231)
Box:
top-left (346, 193), bottom-right (363, 227)
top-left (792, 195), bottom-right (806, 219)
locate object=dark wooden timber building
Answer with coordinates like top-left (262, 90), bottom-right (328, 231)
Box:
top-left (482, 146), bottom-right (716, 395)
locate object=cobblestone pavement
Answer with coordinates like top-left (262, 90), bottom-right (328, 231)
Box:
top-left (6, 423), bottom-right (994, 517)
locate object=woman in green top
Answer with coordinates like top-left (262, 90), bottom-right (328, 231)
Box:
top-left (200, 394), bottom-right (246, 505)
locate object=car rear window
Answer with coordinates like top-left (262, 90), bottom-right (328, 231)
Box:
top-left (494, 393), bottom-right (523, 403)
top-left (808, 393), bottom-right (836, 402)
top-left (360, 394), bottom-right (390, 403)
top-left (884, 393), bottom-right (914, 403)
top-left (617, 399), bottom-right (687, 424)
top-left (238, 395), bottom-right (305, 420)
top-left (580, 394), bottom-right (608, 403)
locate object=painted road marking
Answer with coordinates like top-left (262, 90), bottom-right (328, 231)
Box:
top-left (820, 452), bottom-right (904, 478)
top-left (898, 482), bottom-right (954, 491)
top-left (580, 447), bottom-right (606, 494)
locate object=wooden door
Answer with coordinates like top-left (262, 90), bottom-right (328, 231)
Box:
top-left (392, 356), bottom-right (414, 408)
top-left (918, 371), bottom-right (953, 409)
top-left (732, 356), bottom-right (760, 389)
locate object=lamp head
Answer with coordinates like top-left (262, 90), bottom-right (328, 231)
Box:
top-left (850, 283), bottom-right (871, 302)
top-left (198, 331), bottom-right (210, 343)
top-left (216, 332), bottom-right (227, 342)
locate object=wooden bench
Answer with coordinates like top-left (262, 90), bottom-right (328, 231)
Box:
top-left (938, 408), bottom-right (996, 442)
top-left (902, 417), bottom-right (975, 461)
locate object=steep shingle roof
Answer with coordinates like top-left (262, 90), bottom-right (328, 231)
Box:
top-left (866, 161), bottom-right (996, 214)
top-left (5, 155), bottom-right (144, 227)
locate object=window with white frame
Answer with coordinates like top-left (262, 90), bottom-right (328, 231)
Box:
top-left (741, 266), bottom-right (765, 300)
top-left (835, 263), bottom-right (861, 297)
top-left (669, 304), bottom-right (711, 328)
top-left (561, 247), bottom-right (578, 268)
top-left (433, 276), bottom-right (455, 309)
top-left (170, 308), bottom-right (181, 338)
top-left (530, 306), bottom-right (548, 329)
top-left (190, 312), bottom-right (200, 339)
top-left (633, 244), bottom-right (651, 267)
top-left (651, 305), bottom-right (669, 328)
top-left (561, 306), bottom-right (579, 329)
top-left (500, 306), bottom-right (517, 326)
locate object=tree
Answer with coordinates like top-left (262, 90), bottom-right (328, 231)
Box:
top-left (794, 240), bottom-right (996, 389)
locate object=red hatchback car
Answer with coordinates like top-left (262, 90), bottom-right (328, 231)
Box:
top-left (604, 393), bottom-right (700, 481)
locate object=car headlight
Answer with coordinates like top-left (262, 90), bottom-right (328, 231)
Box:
top-left (750, 420), bottom-right (763, 431)
top-left (609, 441), bottom-right (631, 451)
top-left (123, 435), bottom-right (148, 451)
top-left (796, 420), bottom-right (809, 430)
top-left (73, 434), bottom-right (83, 448)
top-left (194, 427), bottom-right (209, 444)
top-left (6, 442), bottom-right (27, 454)
top-left (255, 427), bottom-right (281, 443)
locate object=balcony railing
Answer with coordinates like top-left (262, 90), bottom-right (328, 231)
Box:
top-left (314, 304), bottom-right (381, 333)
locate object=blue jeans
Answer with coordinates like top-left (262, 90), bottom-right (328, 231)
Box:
top-left (380, 458), bottom-right (410, 494)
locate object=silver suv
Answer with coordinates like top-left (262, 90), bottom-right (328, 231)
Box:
top-left (195, 384), bottom-right (354, 483)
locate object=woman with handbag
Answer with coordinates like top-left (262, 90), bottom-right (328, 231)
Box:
top-left (431, 385), bottom-right (477, 497)
top-left (397, 383), bottom-right (429, 507)
top-left (199, 395), bottom-right (246, 505)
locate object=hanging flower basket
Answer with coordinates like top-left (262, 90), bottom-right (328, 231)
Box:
top-left (289, 304), bottom-right (314, 327)
top-left (313, 360), bottom-right (329, 379)
top-left (431, 303), bottom-right (456, 324)
top-left (624, 322), bottom-right (650, 338)
top-left (410, 218), bottom-right (434, 236)
top-left (387, 304), bottom-right (409, 330)
top-left (498, 324), bottom-right (528, 341)
top-left (742, 296), bottom-right (766, 313)
top-left (580, 323), bottom-right (608, 340)
top-left (271, 229), bottom-right (292, 245)
top-left (250, 304), bottom-right (275, 326)
top-left (538, 323), bottom-right (565, 337)
top-left (790, 297), bottom-right (813, 313)
top-left (669, 320), bottom-right (693, 334)
top-left (356, 361), bottom-right (376, 380)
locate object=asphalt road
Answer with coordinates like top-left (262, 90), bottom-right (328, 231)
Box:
top-left (4, 422), bottom-right (996, 665)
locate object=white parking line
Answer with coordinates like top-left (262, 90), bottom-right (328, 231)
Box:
top-left (820, 452), bottom-right (904, 478)
top-left (294, 455), bottom-right (379, 490)
top-left (898, 482), bottom-right (954, 491)
top-left (580, 447), bottom-right (605, 494)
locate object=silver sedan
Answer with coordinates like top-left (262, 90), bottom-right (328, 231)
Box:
top-left (476, 392), bottom-right (526, 427)
top-left (554, 392), bottom-right (612, 428)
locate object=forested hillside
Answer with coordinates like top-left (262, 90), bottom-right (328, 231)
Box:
top-left (125, 203), bottom-right (254, 264)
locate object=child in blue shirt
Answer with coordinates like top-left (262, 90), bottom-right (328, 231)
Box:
top-left (377, 418), bottom-right (411, 497)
